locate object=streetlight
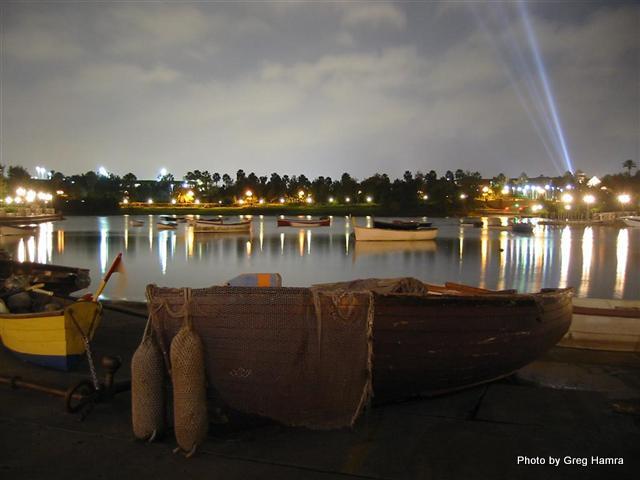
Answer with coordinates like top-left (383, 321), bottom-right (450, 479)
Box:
top-left (561, 193), bottom-right (573, 204)
top-left (459, 193), bottom-right (467, 200)
top-left (583, 194), bottom-right (595, 205)
top-left (366, 196), bottom-right (373, 203)
top-left (245, 190), bottom-right (253, 198)
top-left (617, 193), bottom-right (631, 205)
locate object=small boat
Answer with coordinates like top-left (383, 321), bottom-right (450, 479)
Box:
top-left (187, 217), bottom-right (223, 226)
top-left (0, 225), bottom-right (38, 236)
top-left (621, 216), bottom-right (640, 227)
top-left (372, 219), bottom-right (432, 230)
top-left (129, 219), bottom-right (144, 227)
top-left (0, 259), bottom-right (90, 296)
top-left (146, 280), bottom-right (572, 428)
top-left (559, 297), bottom-right (640, 352)
top-left (157, 221), bottom-right (178, 230)
top-left (160, 215), bottom-right (187, 223)
top-left (193, 219), bottom-right (251, 233)
top-left (0, 300), bottom-right (102, 370)
top-left (353, 222), bottom-right (438, 241)
top-left (277, 216), bottom-right (330, 227)
top-left (0, 212), bottom-right (64, 225)
top-left (460, 217), bottom-right (483, 228)
top-left (511, 222), bottom-right (534, 234)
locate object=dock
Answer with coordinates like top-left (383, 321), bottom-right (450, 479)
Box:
top-left (0, 305), bottom-right (638, 479)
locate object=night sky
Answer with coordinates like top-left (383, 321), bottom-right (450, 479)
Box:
top-left (1, 1), bottom-right (638, 180)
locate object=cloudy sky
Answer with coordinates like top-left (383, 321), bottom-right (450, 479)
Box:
top-left (1, 1), bottom-right (638, 180)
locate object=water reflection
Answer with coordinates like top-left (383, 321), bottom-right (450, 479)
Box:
top-left (2, 216), bottom-right (637, 301)
top-left (614, 229), bottom-right (628, 298)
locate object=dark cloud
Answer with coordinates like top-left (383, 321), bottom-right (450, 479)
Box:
top-left (1, 1), bottom-right (638, 179)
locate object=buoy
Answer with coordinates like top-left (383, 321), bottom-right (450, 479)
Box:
top-left (131, 325), bottom-right (166, 442)
top-left (170, 291), bottom-right (208, 457)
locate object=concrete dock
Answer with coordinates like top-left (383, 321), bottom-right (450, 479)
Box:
top-left (1, 306), bottom-right (638, 479)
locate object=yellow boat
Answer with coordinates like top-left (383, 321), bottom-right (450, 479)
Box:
top-left (0, 301), bottom-right (102, 370)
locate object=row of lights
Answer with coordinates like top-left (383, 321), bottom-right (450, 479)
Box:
top-left (2, 187), bottom-right (53, 205)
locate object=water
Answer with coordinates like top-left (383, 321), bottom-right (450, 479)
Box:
top-left (1, 215), bottom-right (637, 301)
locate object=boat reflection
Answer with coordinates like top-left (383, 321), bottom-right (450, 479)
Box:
top-left (353, 240), bottom-right (437, 261)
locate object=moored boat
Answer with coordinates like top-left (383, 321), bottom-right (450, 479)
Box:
top-left (559, 297), bottom-right (640, 352)
top-left (157, 221), bottom-right (178, 230)
top-left (621, 216), bottom-right (640, 227)
top-left (0, 212), bottom-right (63, 225)
top-left (192, 219), bottom-right (251, 233)
top-left (146, 280), bottom-right (572, 427)
top-left (129, 219), bottom-right (144, 227)
top-left (372, 219), bottom-right (432, 230)
top-left (353, 223), bottom-right (438, 241)
top-left (0, 225), bottom-right (38, 236)
top-left (511, 222), bottom-right (534, 234)
top-left (0, 259), bottom-right (90, 296)
top-left (460, 217), bottom-right (483, 227)
top-left (277, 216), bottom-right (330, 227)
top-left (0, 300), bottom-right (102, 370)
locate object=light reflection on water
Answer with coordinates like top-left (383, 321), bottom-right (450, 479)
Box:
top-left (0, 215), bottom-right (637, 301)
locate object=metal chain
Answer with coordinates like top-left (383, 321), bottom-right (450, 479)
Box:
top-left (83, 337), bottom-right (100, 391)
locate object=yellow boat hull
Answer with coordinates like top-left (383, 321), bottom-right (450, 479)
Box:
top-left (0, 302), bottom-right (101, 370)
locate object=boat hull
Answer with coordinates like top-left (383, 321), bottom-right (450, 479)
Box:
top-left (0, 301), bottom-right (101, 370)
top-left (0, 225), bottom-right (38, 236)
top-left (149, 285), bottom-right (572, 405)
top-left (192, 220), bottom-right (251, 233)
top-left (354, 225), bottom-right (438, 241)
top-left (622, 216), bottom-right (640, 227)
top-left (278, 218), bottom-right (330, 227)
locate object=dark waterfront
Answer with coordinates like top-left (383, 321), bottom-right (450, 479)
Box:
top-left (0, 215), bottom-right (636, 301)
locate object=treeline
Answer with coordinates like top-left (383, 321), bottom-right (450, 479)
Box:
top-left (0, 163), bottom-right (638, 214)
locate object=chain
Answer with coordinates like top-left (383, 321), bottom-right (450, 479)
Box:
top-left (83, 337), bottom-right (100, 391)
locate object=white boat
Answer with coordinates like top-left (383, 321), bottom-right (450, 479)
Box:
top-left (0, 225), bottom-right (37, 236)
top-left (559, 298), bottom-right (640, 352)
top-left (193, 219), bottom-right (251, 233)
top-left (622, 216), bottom-right (640, 227)
top-left (129, 219), bottom-right (144, 227)
top-left (157, 221), bottom-right (178, 230)
top-left (353, 224), bottom-right (438, 241)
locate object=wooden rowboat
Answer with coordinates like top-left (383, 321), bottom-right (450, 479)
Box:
top-left (559, 298), bottom-right (640, 352)
top-left (147, 281), bottom-right (572, 426)
top-left (372, 219), bottom-right (432, 230)
top-left (192, 219), bottom-right (251, 233)
top-left (277, 216), bottom-right (330, 227)
top-left (353, 224), bottom-right (438, 241)
top-left (621, 216), bottom-right (640, 228)
top-left (0, 300), bottom-right (102, 370)
top-left (0, 225), bottom-right (38, 236)
top-left (157, 221), bottom-right (178, 230)
top-left (0, 259), bottom-right (90, 296)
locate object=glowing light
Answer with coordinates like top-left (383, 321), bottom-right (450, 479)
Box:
top-left (482, 186), bottom-right (490, 193)
top-left (617, 194), bottom-right (631, 204)
top-left (502, 186), bottom-right (510, 195)
top-left (345, 197), bottom-right (351, 203)
top-left (531, 204), bottom-right (543, 212)
top-left (16, 187), bottom-right (26, 197)
top-left (565, 184), bottom-right (573, 190)
top-left (238, 199), bottom-right (245, 205)
top-left (587, 176), bottom-right (601, 188)
top-left (159, 168), bottom-right (167, 177)
top-left (328, 197), bottom-right (335, 203)
top-left (279, 197), bottom-right (285, 204)
top-left (583, 194), bottom-right (595, 205)
top-left (98, 166), bottom-right (108, 177)
top-left (459, 194), bottom-right (467, 199)
top-left (147, 198), bottom-right (153, 204)
top-left (4, 196), bottom-right (12, 204)
top-left (26, 190), bottom-right (36, 203)
top-left (422, 195), bottom-right (428, 200)
top-left (171, 199), bottom-right (177, 204)
top-left (194, 199), bottom-right (200, 204)
top-left (561, 193), bottom-right (573, 204)
top-left (366, 196), bottom-right (373, 203)
top-left (245, 190), bottom-right (253, 197)
top-left (298, 190), bottom-right (305, 198)
top-left (564, 205), bottom-right (572, 211)
top-left (258, 198), bottom-right (265, 204)
top-left (56, 190), bottom-right (64, 195)
top-left (306, 197), bottom-right (313, 204)
top-left (122, 198), bottom-right (129, 204)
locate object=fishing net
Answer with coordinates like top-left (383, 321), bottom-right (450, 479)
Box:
top-left (147, 282), bottom-right (381, 429)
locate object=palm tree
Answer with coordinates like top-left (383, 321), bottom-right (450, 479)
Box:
top-left (622, 159), bottom-right (636, 175)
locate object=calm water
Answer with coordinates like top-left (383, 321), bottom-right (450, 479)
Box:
top-left (1, 215), bottom-right (638, 301)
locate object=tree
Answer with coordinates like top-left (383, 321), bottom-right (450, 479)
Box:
top-left (623, 159), bottom-right (637, 176)
top-left (7, 165), bottom-right (31, 185)
top-left (212, 172), bottom-right (221, 185)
